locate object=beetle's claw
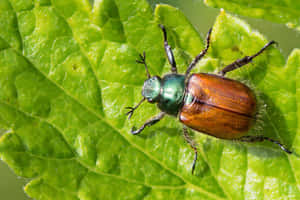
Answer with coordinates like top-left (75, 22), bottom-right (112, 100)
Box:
top-left (136, 58), bottom-right (145, 64)
top-left (136, 57), bottom-right (145, 64)
top-left (126, 112), bottom-right (133, 120)
top-left (269, 40), bottom-right (278, 47)
top-left (191, 151), bottom-right (197, 175)
top-left (136, 52), bottom-right (147, 65)
top-left (131, 126), bottom-right (139, 135)
top-left (281, 145), bottom-right (292, 154)
top-left (207, 27), bottom-right (213, 35)
top-left (139, 53), bottom-right (143, 60)
top-left (141, 52), bottom-right (146, 60)
top-left (125, 107), bottom-right (134, 120)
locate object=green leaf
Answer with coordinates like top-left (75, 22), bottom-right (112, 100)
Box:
top-left (0, 1), bottom-right (299, 200)
top-left (196, 10), bottom-right (300, 199)
top-left (204, 0), bottom-right (300, 31)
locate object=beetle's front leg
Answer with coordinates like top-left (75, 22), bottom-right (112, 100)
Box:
top-left (219, 41), bottom-right (276, 76)
top-left (131, 112), bottom-right (165, 135)
top-left (183, 126), bottom-right (198, 174)
top-left (159, 24), bottom-right (177, 73)
top-left (125, 97), bottom-right (146, 119)
top-left (136, 52), bottom-right (151, 78)
top-left (185, 28), bottom-right (212, 78)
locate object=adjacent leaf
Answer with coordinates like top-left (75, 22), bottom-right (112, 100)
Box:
top-left (204, 0), bottom-right (300, 31)
top-left (0, 1), bottom-right (299, 200)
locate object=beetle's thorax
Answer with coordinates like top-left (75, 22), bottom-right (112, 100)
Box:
top-left (142, 74), bottom-right (185, 116)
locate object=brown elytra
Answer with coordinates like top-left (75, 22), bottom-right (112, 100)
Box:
top-left (179, 73), bottom-right (257, 139)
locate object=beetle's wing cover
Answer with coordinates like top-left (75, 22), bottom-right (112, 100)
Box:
top-left (179, 73), bottom-right (256, 139)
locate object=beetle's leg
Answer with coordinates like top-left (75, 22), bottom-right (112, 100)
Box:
top-left (125, 97), bottom-right (146, 120)
top-left (183, 126), bottom-right (198, 174)
top-left (136, 52), bottom-right (151, 78)
top-left (131, 112), bottom-right (165, 135)
top-left (237, 135), bottom-right (292, 154)
top-left (159, 24), bottom-right (177, 73)
top-left (185, 28), bottom-right (212, 78)
top-left (219, 41), bottom-right (276, 76)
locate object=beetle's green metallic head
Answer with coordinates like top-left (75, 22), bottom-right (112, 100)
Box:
top-left (141, 74), bottom-right (185, 115)
top-left (134, 52), bottom-right (185, 115)
top-left (142, 76), bottom-right (161, 103)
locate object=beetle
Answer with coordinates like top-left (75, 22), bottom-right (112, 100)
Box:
top-left (126, 24), bottom-right (292, 174)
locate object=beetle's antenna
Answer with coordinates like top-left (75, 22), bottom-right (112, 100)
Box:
top-left (136, 52), bottom-right (151, 78)
top-left (125, 97), bottom-right (146, 120)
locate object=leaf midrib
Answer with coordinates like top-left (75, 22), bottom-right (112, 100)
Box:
top-left (0, 126), bottom-right (186, 190)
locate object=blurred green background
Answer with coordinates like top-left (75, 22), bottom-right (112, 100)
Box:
top-left (0, 0), bottom-right (299, 199)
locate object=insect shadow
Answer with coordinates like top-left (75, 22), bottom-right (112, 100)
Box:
top-left (137, 126), bottom-right (183, 140)
top-left (258, 92), bottom-right (294, 151)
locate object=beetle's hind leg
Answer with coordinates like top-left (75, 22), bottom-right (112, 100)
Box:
top-left (237, 135), bottom-right (292, 154)
top-left (159, 24), bottom-right (177, 73)
top-left (183, 126), bottom-right (198, 174)
top-left (219, 41), bottom-right (276, 76)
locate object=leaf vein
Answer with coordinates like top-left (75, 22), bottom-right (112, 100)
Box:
top-left (0, 88), bottom-right (224, 199)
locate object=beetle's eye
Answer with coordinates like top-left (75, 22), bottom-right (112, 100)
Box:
top-left (142, 76), bottom-right (161, 102)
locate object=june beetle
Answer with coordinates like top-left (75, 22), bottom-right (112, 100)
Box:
top-left (126, 25), bottom-right (291, 174)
